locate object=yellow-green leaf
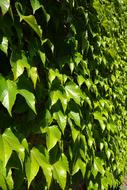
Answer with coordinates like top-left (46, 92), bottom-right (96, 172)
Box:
top-left (0, 0), bottom-right (10, 15)
top-left (18, 89), bottom-right (36, 114)
top-left (46, 125), bottom-right (61, 151)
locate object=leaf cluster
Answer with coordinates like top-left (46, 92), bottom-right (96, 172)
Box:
top-left (0, 0), bottom-right (127, 189)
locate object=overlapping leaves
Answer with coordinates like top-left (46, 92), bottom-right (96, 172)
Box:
top-left (0, 0), bottom-right (127, 189)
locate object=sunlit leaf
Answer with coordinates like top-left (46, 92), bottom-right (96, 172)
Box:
top-left (0, 76), bottom-right (17, 115)
top-left (39, 51), bottom-right (46, 66)
top-left (31, 148), bottom-right (52, 188)
top-left (18, 89), bottom-right (36, 114)
top-left (6, 169), bottom-right (14, 190)
top-left (0, 135), bottom-right (12, 167)
top-left (69, 111), bottom-right (81, 127)
top-left (65, 82), bottom-right (82, 105)
top-left (94, 157), bottom-right (105, 175)
top-left (53, 157), bottom-right (67, 189)
top-left (0, 0), bottom-right (10, 15)
top-left (25, 155), bottom-right (39, 188)
top-left (53, 111), bottom-right (67, 133)
top-left (3, 128), bottom-right (25, 162)
top-left (46, 125), bottom-right (61, 151)
top-left (28, 67), bottom-right (39, 88)
top-left (30, 0), bottom-right (50, 22)
top-left (0, 37), bottom-right (8, 54)
top-left (11, 52), bottom-right (30, 80)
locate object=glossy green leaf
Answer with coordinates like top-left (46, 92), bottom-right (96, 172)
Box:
top-left (22, 15), bottom-right (42, 38)
top-left (49, 69), bottom-right (56, 83)
top-left (0, 76), bottom-right (17, 115)
top-left (77, 75), bottom-right (85, 86)
top-left (46, 125), bottom-right (61, 151)
top-left (53, 157), bottom-right (67, 190)
top-left (50, 90), bottom-right (67, 112)
top-left (69, 111), bottom-right (81, 127)
top-left (72, 159), bottom-right (80, 175)
top-left (28, 67), bottom-right (38, 88)
top-left (2, 128), bottom-right (25, 162)
top-left (93, 111), bottom-right (106, 130)
top-left (0, 135), bottom-right (12, 167)
top-left (11, 52), bottom-right (30, 80)
top-left (30, 0), bottom-right (50, 21)
top-left (78, 159), bottom-right (86, 177)
top-left (6, 169), bottom-right (14, 190)
top-left (53, 111), bottom-right (67, 133)
top-left (18, 89), bottom-right (36, 114)
top-left (72, 159), bottom-right (86, 177)
top-left (39, 51), bottom-right (46, 66)
top-left (71, 125), bottom-right (80, 142)
top-left (65, 82), bottom-right (82, 105)
top-left (60, 153), bottom-right (69, 172)
top-left (94, 157), bottom-right (105, 175)
top-left (101, 176), bottom-right (108, 189)
top-left (0, 175), bottom-right (7, 190)
top-left (25, 155), bottom-right (39, 188)
top-left (31, 148), bottom-right (52, 188)
top-left (0, 0), bottom-right (10, 15)
top-left (0, 37), bottom-right (8, 54)
top-left (88, 136), bottom-right (94, 148)
top-left (30, 0), bottom-right (42, 13)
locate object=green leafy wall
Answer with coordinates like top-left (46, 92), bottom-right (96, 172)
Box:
top-left (0, 0), bottom-right (127, 189)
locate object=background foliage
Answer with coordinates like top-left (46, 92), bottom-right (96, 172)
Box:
top-left (0, 0), bottom-right (127, 189)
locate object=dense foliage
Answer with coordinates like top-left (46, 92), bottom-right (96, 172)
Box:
top-left (0, 0), bottom-right (127, 189)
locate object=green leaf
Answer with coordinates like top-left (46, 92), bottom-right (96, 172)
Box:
top-left (78, 159), bottom-right (86, 177)
top-left (71, 125), bottom-right (80, 142)
top-left (101, 176), bottom-right (108, 190)
top-left (69, 111), bottom-right (81, 127)
top-left (53, 111), bottom-right (67, 134)
top-left (49, 69), bottom-right (63, 84)
top-left (6, 169), bottom-right (14, 190)
top-left (0, 37), bottom-right (8, 54)
top-left (3, 128), bottom-right (25, 162)
top-left (0, 76), bottom-right (17, 115)
top-left (60, 153), bottom-right (69, 172)
top-left (53, 157), bottom-right (67, 190)
top-left (31, 148), bottom-right (52, 188)
top-left (93, 111), bottom-right (106, 130)
top-left (18, 89), bottom-right (36, 114)
top-left (15, 4), bottom-right (43, 39)
top-left (39, 51), bottom-right (46, 66)
top-left (72, 159), bottom-right (86, 177)
top-left (50, 90), bottom-right (67, 112)
top-left (46, 125), bottom-right (61, 151)
top-left (30, 0), bottom-right (42, 13)
top-left (22, 15), bottom-right (42, 38)
top-left (30, 0), bottom-right (50, 22)
top-left (10, 52), bottom-right (30, 80)
top-left (0, 135), bottom-right (12, 167)
top-left (25, 155), bottom-right (39, 188)
top-left (49, 69), bottom-right (56, 83)
top-left (94, 157), bottom-right (105, 175)
top-left (69, 62), bottom-right (74, 73)
top-left (77, 75), bottom-right (85, 86)
top-left (88, 136), bottom-right (94, 148)
top-left (0, 0), bottom-right (10, 15)
top-left (74, 52), bottom-right (82, 65)
top-left (72, 159), bottom-right (80, 175)
top-left (65, 82), bottom-right (82, 105)
top-left (105, 171), bottom-right (113, 187)
top-left (28, 67), bottom-right (39, 89)
top-left (0, 175), bottom-right (7, 190)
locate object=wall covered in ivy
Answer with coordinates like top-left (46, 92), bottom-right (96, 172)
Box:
top-left (0, 0), bottom-right (127, 189)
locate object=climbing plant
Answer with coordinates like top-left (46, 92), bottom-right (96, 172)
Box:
top-left (0, 0), bottom-right (127, 189)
